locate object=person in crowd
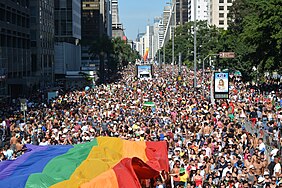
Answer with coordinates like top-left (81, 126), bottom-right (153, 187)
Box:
top-left (0, 64), bottom-right (281, 188)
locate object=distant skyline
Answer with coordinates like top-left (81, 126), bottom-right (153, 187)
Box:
top-left (119, 0), bottom-right (167, 40)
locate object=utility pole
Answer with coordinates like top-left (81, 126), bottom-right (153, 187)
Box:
top-left (193, 0), bottom-right (197, 88)
top-left (178, 52), bottom-right (182, 75)
top-left (163, 44), bottom-right (166, 67)
top-left (158, 49), bottom-right (161, 69)
top-left (172, 4), bottom-right (175, 66)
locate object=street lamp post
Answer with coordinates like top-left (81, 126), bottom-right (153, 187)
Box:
top-left (193, 0), bottom-right (197, 88)
top-left (202, 54), bottom-right (218, 97)
top-left (167, 1), bottom-right (178, 67)
top-left (163, 44), bottom-right (166, 66)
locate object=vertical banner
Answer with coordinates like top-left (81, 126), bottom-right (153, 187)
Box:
top-left (143, 48), bottom-right (149, 62)
top-left (214, 72), bottom-right (229, 99)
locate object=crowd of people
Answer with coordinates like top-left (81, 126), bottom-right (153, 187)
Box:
top-left (0, 64), bottom-right (282, 188)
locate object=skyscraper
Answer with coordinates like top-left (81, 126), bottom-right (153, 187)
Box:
top-left (0, 0), bottom-right (31, 96)
top-left (189, 0), bottom-right (209, 22)
top-left (175, 0), bottom-right (189, 25)
top-left (30, 0), bottom-right (55, 88)
top-left (54, 0), bottom-right (81, 79)
top-left (111, 0), bottom-right (124, 38)
top-left (209, 0), bottom-right (234, 30)
top-left (81, 0), bottom-right (112, 67)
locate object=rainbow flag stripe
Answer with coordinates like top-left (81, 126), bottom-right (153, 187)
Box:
top-left (0, 137), bottom-right (168, 188)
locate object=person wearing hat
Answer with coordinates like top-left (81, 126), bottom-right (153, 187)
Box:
top-left (247, 165), bottom-right (257, 186)
top-left (263, 171), bottom-right (271, 185)
top-left (255, 176), bottom-right (265, 188)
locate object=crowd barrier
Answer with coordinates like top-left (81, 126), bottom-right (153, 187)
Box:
top-left (243, 119), bottom-right (282, 160)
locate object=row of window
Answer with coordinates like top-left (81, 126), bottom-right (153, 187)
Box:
top-left (0, 8), bottom-right (29, 28)
top-left (0, 34), bottom-right (30, 49)
top-left (218, 20), bottom-right (232, 25)
top-left (219, 5), bottom-right (231, 11)
top-left (219, 0), bottom-right (232, 3)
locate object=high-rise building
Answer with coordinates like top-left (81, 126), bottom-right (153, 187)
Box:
top-left (81, 0), bottom-right (112, 67)
top-left (162, 5), bottom-right (173, 47)
top-left (152, 17), bottom-right (164, 58)
top-left (82, 0), bottom-right (103, 43)
top-left (54, 0), bottom-right (81, 79)
top-left (209, 0), bottom-right (234, 30)
top-left (175, 0), bottom-right (189, 25)
top-left (111, 0), bottom-right (124, 38)
top-left (30, 0), bottom-right (55, 88)
top-left (135, 25), bottom-right (155, 61)
top-left (189, 0), bottom-right (209, 22)
top-left (0, 0), bottom-right (31, 96)
top-left (154, 17), bottom-right (164, 50)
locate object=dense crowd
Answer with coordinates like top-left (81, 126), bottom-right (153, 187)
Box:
top-left (0, 64), bottom-right (282, 188)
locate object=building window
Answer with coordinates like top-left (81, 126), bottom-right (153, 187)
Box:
top-left (219, 0), bottom-right (224, 3)
top-left (219, 20), bottom-right (224, 25)
top-left (227, 0), bottom-right (232, 3)
top-left (219, 6), bottom-right (224, 10)
top-left (219, 13), bottom-right (224, 18)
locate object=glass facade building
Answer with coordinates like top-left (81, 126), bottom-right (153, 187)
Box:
top-left (0, 0), bottom-right (31, 96)
top-left (30, 0), bottom-right (54, 88)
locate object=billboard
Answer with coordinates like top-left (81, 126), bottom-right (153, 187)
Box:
top-left (214, 72), bottom-right (229, 99)
top-left (136, 64), bottom-right (153, 79)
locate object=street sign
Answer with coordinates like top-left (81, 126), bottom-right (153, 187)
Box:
top-left (219, 52), bottom-right (235, 58)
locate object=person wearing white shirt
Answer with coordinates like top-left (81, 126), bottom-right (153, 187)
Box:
top-left (258, 138), bottom-right (266, 153)
top-left (270, 146), bottom-right (279, 162)
top-left (222, 162), bottom-right (233, 178)
top-left (273, 157), bottom-right (281, 177)
top-left (39, 138), bottom-right (49, 146)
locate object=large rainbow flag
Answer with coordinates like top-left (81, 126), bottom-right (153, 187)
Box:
top-left (0, 137), bottom-right (168, 188)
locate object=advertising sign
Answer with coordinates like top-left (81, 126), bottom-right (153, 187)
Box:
top-left (136, 64), bottom-right (153, 79)
top-left (19, 99), bottom-right (27, 112)
top-left (214, 72), bottom-right (229, 99)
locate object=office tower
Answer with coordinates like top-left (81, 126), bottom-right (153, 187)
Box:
top-left (189, 0), bottom-right (209, 22)
top-left (111, 0), bottom-right (124, 38)
top-left (175, 0), bottom-right (189, 25)
top-left (162, 5), bottom-right (173, 47)
top-left (136, 25), bottom-right (154, 60)
top-left (152, 17), bottom-right (164, 58)
top-left (81, 0), bottom-right (112, 67)
top-left (154, 17), bottom-right (164, 50)
top-left (0, 0), bottom-right (31, 96)
top-left (209, 0), bottom-right (234, 29)
top-left (30, 0), bottom-right (55, 88)
top-left (54, 0), bottom-right (81, 80)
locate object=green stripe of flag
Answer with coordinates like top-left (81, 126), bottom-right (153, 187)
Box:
top-left (25, 139), bottom-right (98, 188)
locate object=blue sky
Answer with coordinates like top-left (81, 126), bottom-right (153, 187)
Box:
top-left (119, 0), bottom-right (167, 40)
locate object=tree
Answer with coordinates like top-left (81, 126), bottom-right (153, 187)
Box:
top-left (227, 0), bottom-right (282, 76)
top-left (89, 35), bottom-right (113, 84)
top-left (90, 36), bottom-right (140, 83)
top-left (161, 21), bottom-right (222, 68)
